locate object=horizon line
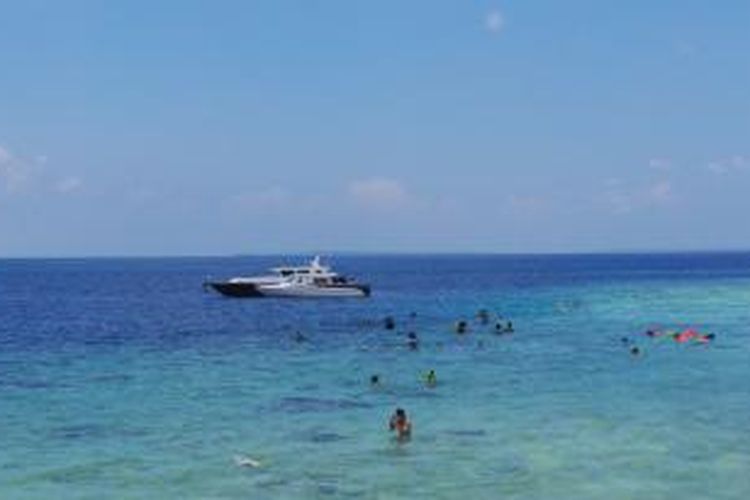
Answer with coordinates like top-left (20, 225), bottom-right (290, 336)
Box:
top-left (2, 247), bottom-right (750, 260)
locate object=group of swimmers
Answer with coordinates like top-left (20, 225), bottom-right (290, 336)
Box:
top-left (379, 310), bottom-right (513, 441)
top-left (621, 326), bottom-right (717, 356)
top-left (380, 310), bottom-right (516, 354)
top-left (645, 328), bottom-right (716, 344)
top-left (455, 310), bottom-right (514, 335)
top-left (384, 310), bottom-right (514, 338)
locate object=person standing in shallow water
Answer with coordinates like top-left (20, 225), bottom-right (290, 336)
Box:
top-left (389, 408), bottom-right (412, 442)
top-left (425, 369), bottom-right (437, 388)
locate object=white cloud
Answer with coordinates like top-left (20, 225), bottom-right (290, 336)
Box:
top-left (603, 179), bottom-right (675, 214)
top-left (485, 9), bottom-right (504, 34)
top-left (604, 190), bottom-right (635, 214)
top-left (706, 155), bottom-right (749, 175)
top-left (54, 176), bottom-right (83, 194)
top-left (0, 145), bottom-right (32, 194)
top-left (348, 178), bottom-right (409, 210)
top-left (648, 158), bottom-right (672, 170)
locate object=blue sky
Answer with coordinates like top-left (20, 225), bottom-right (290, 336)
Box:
top-left (1, 1), bottom-right (748, 256)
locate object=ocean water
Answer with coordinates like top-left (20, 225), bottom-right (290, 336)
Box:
top-left (1, 254), bottom-right (749, 499)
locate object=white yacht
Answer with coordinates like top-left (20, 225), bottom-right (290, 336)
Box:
top-left (205, 256), bottom-right (370, 298)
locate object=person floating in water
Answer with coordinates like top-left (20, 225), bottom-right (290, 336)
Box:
top-left (673, 329), bottom-right (714, 343)
top-left (505, 320), bottom-right (514, 333)
top-left (384, 316), bottom-right (396, 331)
top-left (674, 330), bottom-right (716, 344)
top-left (406, 332), bottom-right (419, 350)
top-left (424, 369), bottom-right (437, 388)
top-left (455, 320), bottom-right (468, 334)
top-left (630, 346), bottom-right (641, 356)
top-left (645, 327), bottom-right (715, 344)
top-left (370, 374), bottom-right (381, 386)
top-left (389, 408), bottom-right (412, 442)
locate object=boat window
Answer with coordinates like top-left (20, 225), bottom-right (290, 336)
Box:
top-left (280, 270), bottom-right (293, 277)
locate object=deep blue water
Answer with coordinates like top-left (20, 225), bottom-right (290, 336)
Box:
top-left (2, 254), bottom-right (749, 499)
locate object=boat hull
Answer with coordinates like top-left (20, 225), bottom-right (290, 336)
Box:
top-left (257, 283), bottom-right (371, 298)
top-left (206, 282), bottom-right (265, 298)
top-left (206, 282), bottom-right (370, 298)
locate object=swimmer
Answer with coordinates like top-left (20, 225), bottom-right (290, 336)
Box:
top-left (505, 321), bottom-right (514, 333)
top-left (630, 346), bottom-right (641, 356)
top-left (696, 333), bottom-right (716, 344)
top-left (494, 322), bottom-right (505, 335)
top-left (389, 408), bottom-right (412, 441)
top-left (425, 369), bottom-right (437, 387)
top-left (384, 316), bottom-right (396, 330)
top-left (293, 331), bottom-right (307, 343)
top-left (407, 332), bottom-right (419, 350)
top-left (370, 374), bottom-right (381, 386)
top-left (455, 320), bottom-right (468, 334)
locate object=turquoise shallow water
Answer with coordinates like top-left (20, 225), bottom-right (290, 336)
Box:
top-left (1, 255), bottom-right (749, 499)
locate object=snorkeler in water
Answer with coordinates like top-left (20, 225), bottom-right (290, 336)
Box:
top-left (644, 327), bottom-right (715, 345)
top-left (407, 332), bottom-right (419, 350)
top-left (425, 369), bottom-right (437, 387)
top-left (698, 333), bottom-right (716, 343)
top-left (389, 408), bottom-right (412, 441)
top-left (673, 329), bottom-right (699, 343)
top-left (384, 316), bottom-right (396, 330)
